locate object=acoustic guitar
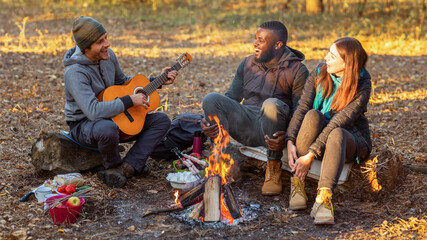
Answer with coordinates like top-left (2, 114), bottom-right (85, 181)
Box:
top-left (97, 53), bottom-right (192, 139)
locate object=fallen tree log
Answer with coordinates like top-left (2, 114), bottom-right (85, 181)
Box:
top-left (31, 132), bottom-right (103, 174)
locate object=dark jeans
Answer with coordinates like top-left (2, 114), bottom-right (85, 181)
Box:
top-left (295, 109), bottom-right (357, 190)
top-left (202, 93), bottom-right (290, 161)
top-left (69, 112), bottom-right (170, 173)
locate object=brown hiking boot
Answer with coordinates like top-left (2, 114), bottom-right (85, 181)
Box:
top-left (261, 160), bottom-right (282, 195)
top-left (98, 162), bottom-right (135, 188)
top-left (310, 187), bottom-right (335, 224)
top-left (117, 162), bottom-right (135, 178)
top-left (135, 163), bottom-right (151, 178)
top-left (289, 176), bottom-right (308, 210)
top-left (98, 168), bottom-right (127, 188)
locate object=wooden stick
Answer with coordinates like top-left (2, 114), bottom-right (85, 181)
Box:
top-left (142, 207), bottom-right (184, 218)
top-left (203, 175), bottom-right (221, 222)
top-left (189, 201), bottom-right (204, 220)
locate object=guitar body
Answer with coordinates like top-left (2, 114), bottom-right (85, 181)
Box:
top-left (97, 75), bottom-right (160, 139)
top-left (97, 53), bottom-right (191, 140)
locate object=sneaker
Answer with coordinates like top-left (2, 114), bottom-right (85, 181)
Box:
top-left (261, 160), bottom-right (282, 195)
top-left (289, 176), bottom-right (308, 210)
top-left (310, 187), bottom-right (335, 224)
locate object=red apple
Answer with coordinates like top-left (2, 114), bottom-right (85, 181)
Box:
top-left (67, 196), bottom-right (81, 207)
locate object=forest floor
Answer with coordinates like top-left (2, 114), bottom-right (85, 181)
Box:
top-left (0, 4), bottom-right (426, 240)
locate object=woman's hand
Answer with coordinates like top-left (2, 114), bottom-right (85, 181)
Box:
top-left (200, 118), bottom-right (219, 138)
top-left (292, 152), bottom-right (315, 180)
top-left (264, 131), bottom-right (285, 151)
top-left (287, 140), bottom-right (298, 169)
top-left (161, 67), bottom-right (178, 85)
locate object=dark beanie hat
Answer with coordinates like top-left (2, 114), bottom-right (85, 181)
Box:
top-left (72, 16), bottom-right (106, 52)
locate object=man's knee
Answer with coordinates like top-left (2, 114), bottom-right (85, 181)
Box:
top-left (94, 120), bottom-right (119, 141)
top-left (261, 98), bottom-right (290, 120)
top-left (202, 92), bottom-right (224, 113)
top-left (155, 112), bottom-right (171, 130)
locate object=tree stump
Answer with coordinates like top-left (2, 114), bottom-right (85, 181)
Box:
top-left (31, 132), bottom-right (103, 174)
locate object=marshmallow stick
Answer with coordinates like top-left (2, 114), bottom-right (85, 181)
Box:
top-left (183, 154), bottom-right (209, 168)
top-left (182, 159), bottom-right (200, 175)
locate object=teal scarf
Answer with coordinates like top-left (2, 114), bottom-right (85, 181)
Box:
top-left (313, 74), bottom-right (342, 123)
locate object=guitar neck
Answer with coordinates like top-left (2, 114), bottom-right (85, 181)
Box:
top-left (143, 62), bottom-right (182, 95)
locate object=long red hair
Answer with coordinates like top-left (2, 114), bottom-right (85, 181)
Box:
top-left (316, 37), bottom-right (368, 112)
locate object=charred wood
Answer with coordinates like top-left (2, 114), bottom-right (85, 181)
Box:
top-left (222, 183), bottom-right (242, 219)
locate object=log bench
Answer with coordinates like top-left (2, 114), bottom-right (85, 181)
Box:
top-left (224, 141), bottom-right (404, 199)
top-left (31, 132), bottom-right (104, 175)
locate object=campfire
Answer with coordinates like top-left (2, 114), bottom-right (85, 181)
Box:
top-left (175, 115), bottom-right (242, 223)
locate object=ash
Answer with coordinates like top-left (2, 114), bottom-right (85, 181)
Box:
top-left (170, 201), bottom-right (263, 228)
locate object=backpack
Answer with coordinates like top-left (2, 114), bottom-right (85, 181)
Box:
top-left (150, 113), bottom-right (207, 160)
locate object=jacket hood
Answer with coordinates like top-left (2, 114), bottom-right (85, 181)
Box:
top-left (253, 46), bottom-right (305, 70)
top-left (279, 46), bottom-right (305, 63)
top-left (63, 46), bottom-right (99, 67)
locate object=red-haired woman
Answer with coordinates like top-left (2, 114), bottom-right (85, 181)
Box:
top-left (285, 37), bottom-right (372, 224)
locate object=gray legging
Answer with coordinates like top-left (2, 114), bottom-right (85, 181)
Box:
top-left (202, 93), bottom-right (290, 161)
top-left (295, 109), bottom-right (357, 190)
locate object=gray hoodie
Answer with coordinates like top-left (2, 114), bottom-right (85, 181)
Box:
top-left (63, 46), bottom-right (134, 122)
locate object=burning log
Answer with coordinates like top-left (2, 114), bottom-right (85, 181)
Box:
top-left (222, 184), bottom-right (242, 219)
top-left (178, 178), bottom-right (206, 207)
top-left (189, 201), bottom-right (204, 220)
top-left (203, 175), bottom-right (222, 222)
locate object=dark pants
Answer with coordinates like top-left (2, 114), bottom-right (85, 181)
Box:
top-left (296, 110), bottom-right (356, 190)
top-left (295, 109), bottom-right (357, 190)
top-left (69, 112), bottom-right (170, 173)
top-left (202, 93), bottom-right (290, 161)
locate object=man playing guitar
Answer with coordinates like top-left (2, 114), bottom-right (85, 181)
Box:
top-left (64, 16), bottom-right (178, 188)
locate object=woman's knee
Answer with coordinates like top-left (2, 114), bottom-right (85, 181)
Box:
top-left (305, 109), bottom-right (323, 122)
top-left (326, 128), bottom-right (346, 147)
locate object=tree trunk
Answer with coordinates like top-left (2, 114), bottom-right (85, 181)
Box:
top-left (306, 0), bottom-right (324, 14)
top-left (31, 133), bottom-right (104, 175)
top-left (259, 0), bottom-right (266, 10)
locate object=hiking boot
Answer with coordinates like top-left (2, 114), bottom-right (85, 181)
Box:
top-left (117, 162), bottom-right (135, 178)
top-left (310, 187), bottom-right (335, 224)
top-left (261, 160), bottom-right (282, 195)
top-left (289, 176), bottom-right (308, 210)
top-left (135, 163), bottom-right (151, 178)
top-left (98, 168), bottom-right (127, 188)
top-left (98, 162), bottom-right (135, 188)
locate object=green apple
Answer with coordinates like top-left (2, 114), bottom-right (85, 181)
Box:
top-left (67, 196), bottom-right (81, 207)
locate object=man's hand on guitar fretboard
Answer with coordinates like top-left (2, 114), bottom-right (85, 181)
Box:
top-left (161, 67), bottom-right (179, 85)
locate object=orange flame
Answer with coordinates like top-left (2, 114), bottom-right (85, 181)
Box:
top-left (204, 115), bottom-right (234, 184)
top-left (174, 190), bottom-right (180, 204)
